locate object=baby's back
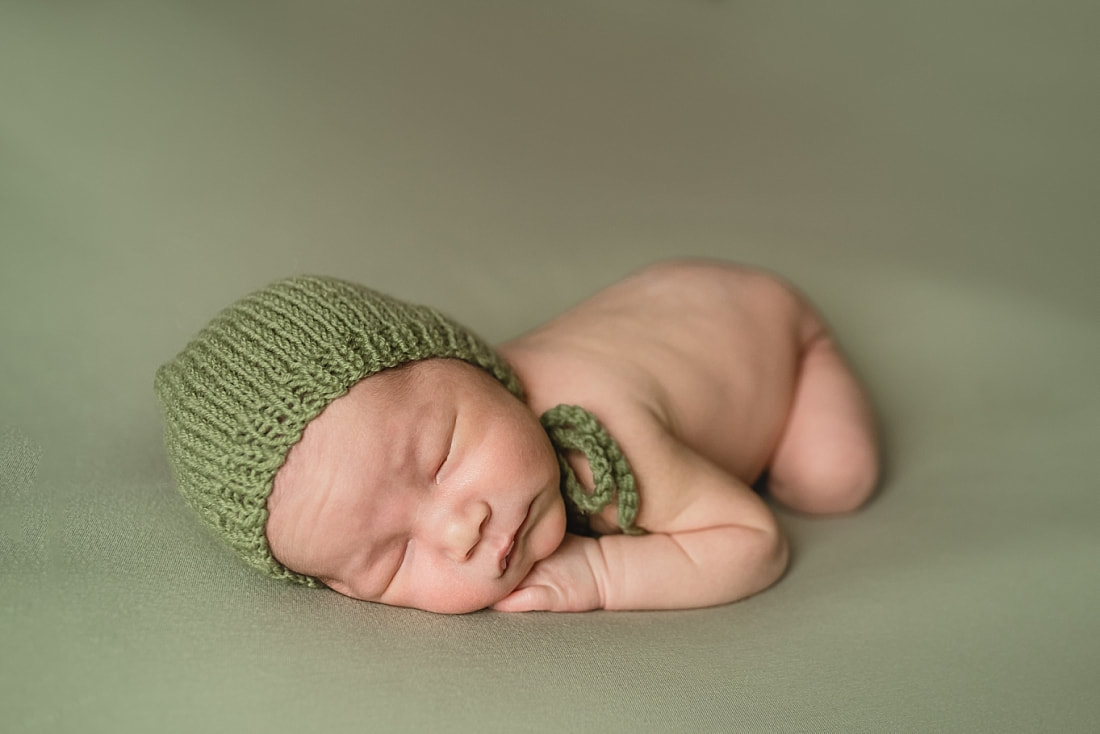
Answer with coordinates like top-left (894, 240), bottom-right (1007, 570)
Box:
top-left (499, 260), bottom-right (816, 484)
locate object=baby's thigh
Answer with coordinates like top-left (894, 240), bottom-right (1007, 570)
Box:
top-left (767, 330), bottom-right (880, 515)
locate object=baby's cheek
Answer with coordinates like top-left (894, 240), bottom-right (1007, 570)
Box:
top-left (537, 497), bottom-right (569, 561)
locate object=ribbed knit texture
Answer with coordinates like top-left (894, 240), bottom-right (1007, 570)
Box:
top-left (155, 275), bottom-right (642, 588)
top-left (541, 405), bottom-right (643, 536)
top-left (154, 275), bottom-right (523, 585)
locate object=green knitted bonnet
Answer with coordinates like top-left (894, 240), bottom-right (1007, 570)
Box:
top-left (154, 275), bottom-right (524, 586)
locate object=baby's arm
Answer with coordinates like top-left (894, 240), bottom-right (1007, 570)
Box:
top-left (494, 435), bottom-right (788, 612)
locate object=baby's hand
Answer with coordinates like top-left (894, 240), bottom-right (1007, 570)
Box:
top-left (492, 534), bottom-right (606, 612)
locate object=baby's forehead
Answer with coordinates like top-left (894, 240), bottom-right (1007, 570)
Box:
top-left (268, 359), bottom-right (469, 506)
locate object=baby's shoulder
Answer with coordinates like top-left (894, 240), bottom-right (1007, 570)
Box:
top-left (502, 259), bottom-right (809, 413)
top-left (612, 258), bottom-right (806, 316)
top-left (514, 259), bottom-right (806, 355)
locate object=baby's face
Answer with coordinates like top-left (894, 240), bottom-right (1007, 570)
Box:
top-left (266, 358), bottom-right (567, 613)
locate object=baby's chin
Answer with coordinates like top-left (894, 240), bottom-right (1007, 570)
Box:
top-left (417, 553), bottom-right (545, 614)
top-left (419, 584), bottom-right (518, 615)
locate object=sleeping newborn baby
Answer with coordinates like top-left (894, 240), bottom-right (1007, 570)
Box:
top-left (155, 260), bottom-right (879, 613)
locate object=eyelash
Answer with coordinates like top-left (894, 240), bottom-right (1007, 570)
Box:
top-left (435, 418), bottom-right (457, 482)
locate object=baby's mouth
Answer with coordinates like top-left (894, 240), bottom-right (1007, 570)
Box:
top-left (500, 538), bottom-right (516, 573)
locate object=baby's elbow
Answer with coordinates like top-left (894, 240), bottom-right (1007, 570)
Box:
top-left (754, 525), bottom-right (790, 595)
top-left (716, 523), bottom-right (789, 604)
top-left (744, 505), bottom-right (790, 588)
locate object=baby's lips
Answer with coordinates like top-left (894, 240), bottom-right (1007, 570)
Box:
top-left (500, 538), bottom-right (516, 573)
top-left (495, 503), bottom-right (532, 575)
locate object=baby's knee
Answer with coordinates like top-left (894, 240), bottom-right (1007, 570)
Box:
top-left (819, 454), bottom-right (878, 513)
top-left (771, 444), bottom-right (879, 515)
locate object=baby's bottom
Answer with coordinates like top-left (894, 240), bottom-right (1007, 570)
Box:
top-left (767, 315), bottom-right (880, 515)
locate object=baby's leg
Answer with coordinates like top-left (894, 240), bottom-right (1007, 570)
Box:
top-left (767, 314), bottom-right (880, 515)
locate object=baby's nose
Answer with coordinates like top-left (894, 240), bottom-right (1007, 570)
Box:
top-left (440, 501), bottom-right (491, 562)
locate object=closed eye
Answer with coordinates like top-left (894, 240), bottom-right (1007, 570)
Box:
top-left (434, 412), bottom-right (458, 484)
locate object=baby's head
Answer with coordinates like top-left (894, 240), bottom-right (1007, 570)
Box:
top-left (155, 276), bottom-right (566, 613)
top-left (266, 357), bottom-right (566, 613)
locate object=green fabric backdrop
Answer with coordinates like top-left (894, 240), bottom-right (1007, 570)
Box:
top-left (2, 2), bottom-right (1097, 732)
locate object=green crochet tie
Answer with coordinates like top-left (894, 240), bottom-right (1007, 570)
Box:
top-left (540, 404), bottom-right (644, 536)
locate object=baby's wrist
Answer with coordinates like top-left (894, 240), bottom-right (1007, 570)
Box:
top-left (581, 536), bottom-right (611, 609)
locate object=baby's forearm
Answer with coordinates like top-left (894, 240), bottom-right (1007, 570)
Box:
top-left (591, 526), bottom-right (789, 610)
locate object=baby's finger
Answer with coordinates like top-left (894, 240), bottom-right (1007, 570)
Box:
top-left (491, 584), bottom-right (556, 612)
